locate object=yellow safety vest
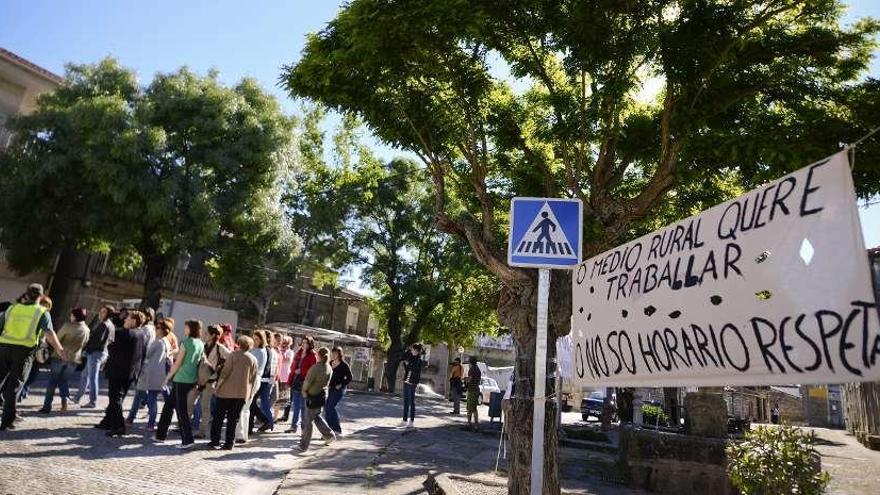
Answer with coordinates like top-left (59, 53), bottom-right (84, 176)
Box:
top-left (0, 303), bottom-right (46, 348)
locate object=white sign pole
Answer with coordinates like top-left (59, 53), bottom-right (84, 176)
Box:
top-left (531, 268), bottom-right (551, 495)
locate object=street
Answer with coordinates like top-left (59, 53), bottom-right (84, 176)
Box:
top-left (1, 375), bottom-right (643, 495)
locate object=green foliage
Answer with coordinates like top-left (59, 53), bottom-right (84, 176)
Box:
top-left (0, 57), bottom-right (294, 306)
top-left (283, 0), bottom-right (880, 283)
top-left (640, 403), bottom-right (669, 426)
top-left (727, 426), bottom-right (830, 495)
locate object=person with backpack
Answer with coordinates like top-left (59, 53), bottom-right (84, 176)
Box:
top-left (296, 347), bottom-right (335, 452)
top-left (194, 325), bottom-right (230, 438)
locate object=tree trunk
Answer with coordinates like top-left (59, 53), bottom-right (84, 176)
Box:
top-left (251, 297), bottom-right (270, 325)
top-left (617, 388), bottom-right (635, 423)
top-left (142, 253), bottom-right (167, 310)
top-left (46, 248), bottom-right (88, 327)
top-left (498, 276), bottom-right (568, 495)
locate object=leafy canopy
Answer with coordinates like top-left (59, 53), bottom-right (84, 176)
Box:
top-left (0, 58), bottom-right (294, 304)
top-left (284, 0), bottom-right (880, 300)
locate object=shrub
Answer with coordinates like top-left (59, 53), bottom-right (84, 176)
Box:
top-left (726, 426), bottom-right (830, 495)
top-left (641, 403), bottom-right (668, 426)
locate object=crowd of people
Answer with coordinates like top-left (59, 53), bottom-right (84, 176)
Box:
top-left (0, 283), bottom-right (371, 453)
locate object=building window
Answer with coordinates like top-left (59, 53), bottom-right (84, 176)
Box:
top-left (346, 305), bottom-right (359, 332)
top-left (367, 314), bottom-right (379, 337)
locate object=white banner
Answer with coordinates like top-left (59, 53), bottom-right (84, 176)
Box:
top-left (571, 152), bottom-right (880, 387)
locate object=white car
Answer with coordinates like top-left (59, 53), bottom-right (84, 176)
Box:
top-left (479, 377), bottom-right (501, 404)
top-left (415, 383), bottom-right (445, 400)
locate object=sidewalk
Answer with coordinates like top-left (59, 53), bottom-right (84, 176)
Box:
top-left (276, 402), bottom-right (645, 495)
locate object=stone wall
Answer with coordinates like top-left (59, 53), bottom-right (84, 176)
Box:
top-left (618, 426), bottom-right (735, 495)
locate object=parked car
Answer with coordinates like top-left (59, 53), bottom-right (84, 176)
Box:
top-left (581, 390), bottom-right (616, 422)
top-left (480, 377), bottom-right (501, 404)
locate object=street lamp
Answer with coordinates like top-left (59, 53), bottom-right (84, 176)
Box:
top-left (168, 252), bottom-right (191, 318)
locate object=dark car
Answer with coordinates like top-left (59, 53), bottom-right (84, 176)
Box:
top-left (581, 391), bottom-right (614, 421)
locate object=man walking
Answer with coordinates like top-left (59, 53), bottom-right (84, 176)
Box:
top-left (449, 357), bottom-right (464, 415)
top-left (0, 284), bottom-right (66, 431)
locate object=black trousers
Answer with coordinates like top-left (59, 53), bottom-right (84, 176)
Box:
top-left (103, 376), bottom-right (132, 432)
top-left (211, 397), bottom-right (245, 447)
top-left (0, 344), bottom-right (33, 427)
top-left (156, 382), bottom-right (196, 445)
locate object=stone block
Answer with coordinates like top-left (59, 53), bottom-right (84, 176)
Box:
top-left (685, 392), bottom-right (728, 438)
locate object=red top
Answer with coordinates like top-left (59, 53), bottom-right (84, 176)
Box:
top-left (288, 348), bottom-right (317, 384)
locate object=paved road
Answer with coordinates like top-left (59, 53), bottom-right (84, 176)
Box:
top-left (0, 375), bottom-right (441, 495)
top-left (807, 427), bottom-right (880, 495)
top-left (2, 372), bottom-right (639, 495)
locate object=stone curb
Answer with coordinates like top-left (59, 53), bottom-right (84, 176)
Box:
top-left (423, 471), bottom-right (462, 495)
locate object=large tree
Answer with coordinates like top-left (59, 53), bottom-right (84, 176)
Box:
top-left (347, 157), bottom-right (499, 391)
top-left (0, 58), bottom-right (294, 310)
top-left (283, 2), bottom-right (880, 492)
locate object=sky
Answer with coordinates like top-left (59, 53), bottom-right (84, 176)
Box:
top-left (0, 0), bottom-right (878, 248)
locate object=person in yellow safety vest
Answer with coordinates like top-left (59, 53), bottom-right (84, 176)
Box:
top-left (0, 284), bottom-right (66, 431)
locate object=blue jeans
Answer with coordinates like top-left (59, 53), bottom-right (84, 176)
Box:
top-left (403, 383), bottom-right (416, 422)
top-left (325, 387), bottom-right (345, 433)
top-left (42, 360), bottom-right (73, 411)
top-left (77, 351), bottom-right (106, 404)
top-left (127, 390), bottom-right (160, 427)
top-left (291, 389), bottom-right (306, 428)
top-left (258, 382), bottom-right (274, 429)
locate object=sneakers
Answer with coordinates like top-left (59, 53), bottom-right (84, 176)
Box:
top-left (323, 434), bottom-right (336, 446)
top-left (221, 443), bottom-right (233, 450)
top-left (176, 443), bottom-right (195, 450)
top-left (36, 408), bottom-right (50, 415)
top-left (407, 420), bottom-right (415, 429)
top-left (234, 438), bottom-right (247, 445)
top-left (398, 420), bottom-right (408, 427)
top-left (151, 436), bottom-right (166, 444)
top-left (0, 423), bottom-right (15, 431)
top-left (81, 402), bottom-right (96, 409)
top-left (145, 425), bottom-right (156, 432)
top-left (284, 427), bottom-right (298, 434)
top-left (294, 444), bottom-right (308, 453)
top-left (207, 442), bottom-right (221, 449)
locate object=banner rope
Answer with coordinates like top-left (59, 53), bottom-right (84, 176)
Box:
top-left (844, 124), bottom-right (880, 171)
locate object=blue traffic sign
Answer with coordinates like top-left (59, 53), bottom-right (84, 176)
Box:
top-left (508, 197), bottom-right (582, 269)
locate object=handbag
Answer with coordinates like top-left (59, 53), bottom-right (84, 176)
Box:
top-left (306, 390), bottom-right (326, 409)
top-left (291, 374), bottom-right (304, 393)
top-left (34, 341), bottom-right (51, 364)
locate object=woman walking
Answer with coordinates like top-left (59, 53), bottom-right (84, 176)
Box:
top-left (126, 319), bottom-right (172, 431)
top-left (99, 310), bottom-right (148, 437)
top-left (286, 336), bottom-right (316, 433)
top-left (325, 346), bottom-right (351, 436)
top-left (195, 325), bottom-right (229, 438)
top-left (297, 347), bottom-right (335, 452)
top-left (209, 335), bottom-right (258, 450)
top-left (154, 320), bottom-right (205, 449)
top-left (237, 330), bottom-right (267, 443)
top-left (74, 305), bottom-right (115, 408)
top-left (250, 331), bottom-right (276, 434)
top-left (276, 336), bottom-right (293, 422)
top-left (400, 344), bottom-right (423, 428)
top-left (466, 355), bottom-right (482, 432)
top-left (38, 308), bottom-right (90, 414)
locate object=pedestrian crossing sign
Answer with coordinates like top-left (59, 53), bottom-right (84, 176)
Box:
top-left (508, 197), bottom-right (582, 269)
